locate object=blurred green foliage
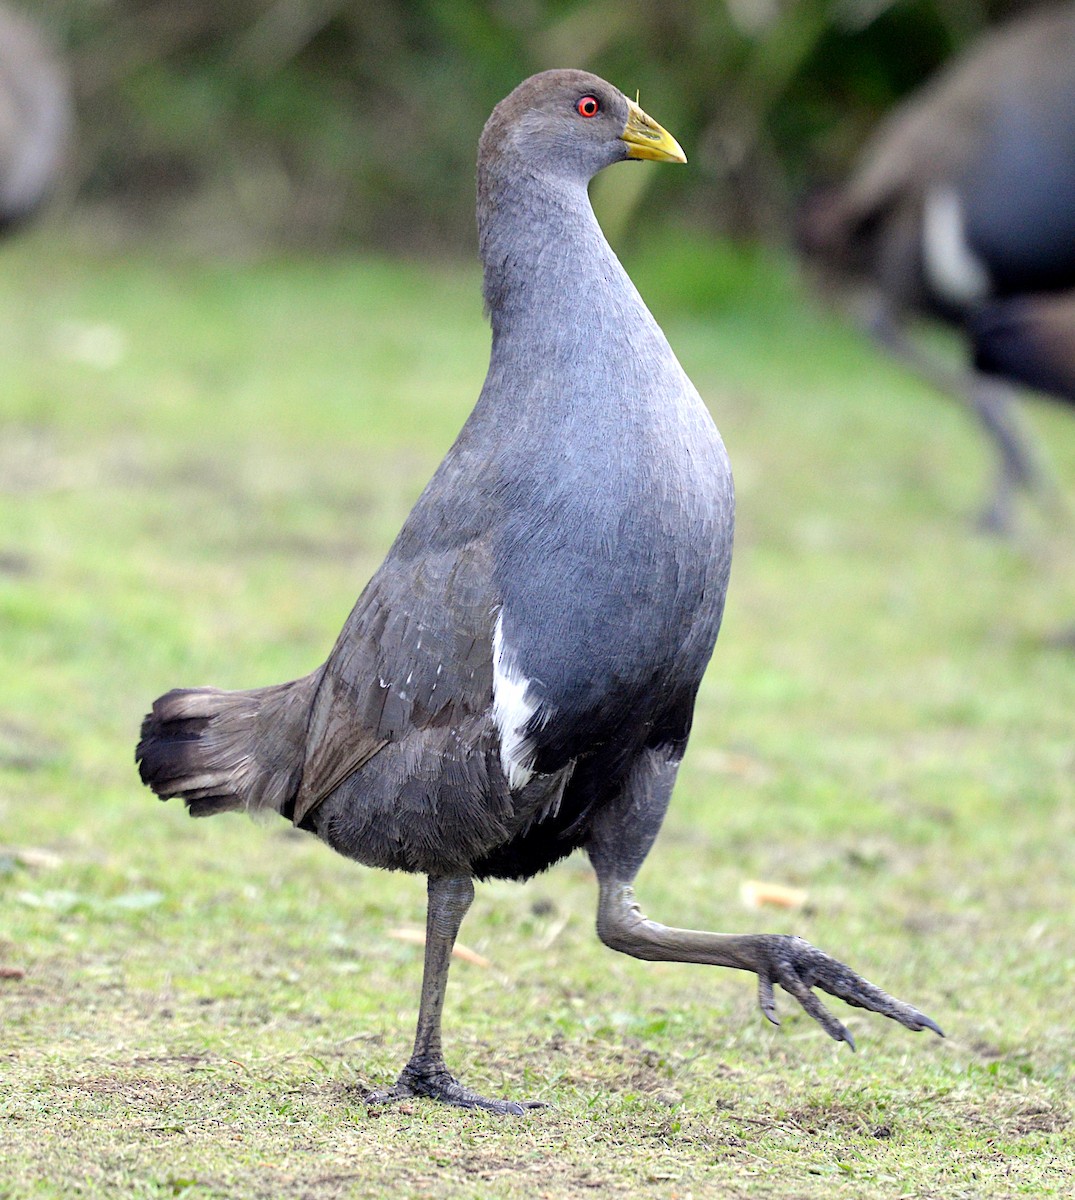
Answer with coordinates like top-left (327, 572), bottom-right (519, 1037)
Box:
top-left (37, 0), bottom-right (1042, 249)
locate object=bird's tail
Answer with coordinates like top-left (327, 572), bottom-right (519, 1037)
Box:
top-left (136, 672), bottom-right (321, 819)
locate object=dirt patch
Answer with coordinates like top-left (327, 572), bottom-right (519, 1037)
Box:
top-left (0, 551), bottom-right (33, 576)
top-left (129, 1054), bottom-right (212, 1069)
top-left (0, 719), bottom-right (62, 772)
top-left (68, 1071), bottom-right (244, 1104)
top-left (781, 1102), bottom-right (884, 1137)
top-left (1002, 1103), bottom-right (1070, 1136)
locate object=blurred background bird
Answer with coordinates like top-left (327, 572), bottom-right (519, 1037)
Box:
top-left (0, 3), bottom-right (71, 235)
top-left (800, 3), bottom-right (1075, 535)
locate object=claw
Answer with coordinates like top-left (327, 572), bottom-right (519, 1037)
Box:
top-left (909, 1012), bottom-right (946, 1038)
top-left (756, 934), bottom-right (942, 1047)
top-left (757, 974), bottom-right (780, 1026)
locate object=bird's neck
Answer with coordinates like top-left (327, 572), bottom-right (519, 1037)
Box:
top-left (478, 170), bottom-right (629, 336)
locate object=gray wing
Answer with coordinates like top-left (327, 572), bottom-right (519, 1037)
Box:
top-left (295, 529), bottom-right (574, 875)
top-left (293, 537), bottom-right (500, 825)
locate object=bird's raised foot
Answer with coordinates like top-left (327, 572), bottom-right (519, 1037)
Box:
top-left (751, 934), bottom-right (944, 1049)
top-left (363, 1055), bottom-right (545, 1116)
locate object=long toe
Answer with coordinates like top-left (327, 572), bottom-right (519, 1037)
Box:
top-left (428, 1077), bottom-right (545, 1116)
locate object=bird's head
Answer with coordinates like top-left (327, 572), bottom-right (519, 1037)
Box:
top-left (478, 69), bottom-right (686, 189)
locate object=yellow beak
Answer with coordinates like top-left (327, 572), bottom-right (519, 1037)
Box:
top-left (620, 98), bottom-right (687, 164)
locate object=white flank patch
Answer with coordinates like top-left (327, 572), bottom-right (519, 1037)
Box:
top-left (492, 612), bottom-right (542, 790)
top-left (922, 185), bottom-right (992, 306)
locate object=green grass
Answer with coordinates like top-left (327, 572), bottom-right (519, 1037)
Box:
top-left (2, 227), bottom-right (1073, 1199)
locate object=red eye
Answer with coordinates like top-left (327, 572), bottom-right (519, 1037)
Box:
top-left (576, 95), bottom-right (600, 118)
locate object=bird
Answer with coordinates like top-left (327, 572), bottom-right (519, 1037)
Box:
top-left (800, 4), bottom-right (1075, 533)
top-left (0, 4), bottom-right (71, 234)
top-left (137, 69), bottom-right (942, 1115)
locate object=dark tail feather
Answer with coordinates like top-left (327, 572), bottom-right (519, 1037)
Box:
top-left (136, 672), bottom-right (320, 819)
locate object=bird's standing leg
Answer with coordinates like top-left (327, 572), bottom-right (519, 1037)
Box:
top-left (364, 874), bottom-right (542, 1115)
top-left (587, 749), bottom-right (943, 1049)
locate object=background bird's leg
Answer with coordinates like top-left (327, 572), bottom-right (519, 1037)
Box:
top-left (587, 749), bottom-right (943, 1049)
top-left (865, 297), bottom-right (1061, 535)
top-left (364, 874), bottom-right (542, 1115)
top-left (967, 374), bottom-right (1069, 534)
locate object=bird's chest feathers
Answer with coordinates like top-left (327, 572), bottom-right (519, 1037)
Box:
top-left (475, 208), bottom-right (733, 786)
top-left (486, 375), bottom-right (730, 785)
top-left (490, 335), bottom-right (729, 588)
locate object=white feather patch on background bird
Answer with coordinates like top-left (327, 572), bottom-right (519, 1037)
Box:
top-left (922, 184), bottom-right (992, 305)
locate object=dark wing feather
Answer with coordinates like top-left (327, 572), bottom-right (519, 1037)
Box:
top-left (293, 538), bottom-right (499, 823)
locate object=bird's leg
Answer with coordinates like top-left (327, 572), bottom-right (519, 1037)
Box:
top-left (594, 881), bottom-right (942, 1049)
top-left (364, 874), bottom-right (542, 1115)
top-left (865, 298), bottom-right (1062, 535)
top-left (587, 749), bottom-right (943, 1049)
top-left (968, 374), bottom-right (1068, 534)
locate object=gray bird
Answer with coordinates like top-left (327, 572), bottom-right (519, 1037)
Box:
top-left (137, 70), bottom-right (941, 1115)
top-left (0, 4), bottom-right (70, 233)
top-left (801, 4), bottom-right (1075, 533)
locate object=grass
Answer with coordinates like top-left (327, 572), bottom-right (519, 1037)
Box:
top-left (1, 225), bottom-right (1073, 1199)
